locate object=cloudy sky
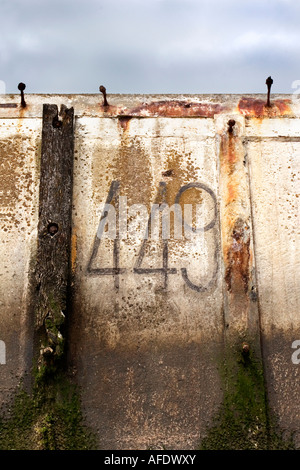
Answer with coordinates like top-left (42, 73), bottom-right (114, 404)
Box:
top-left (1, 0), bottom-right (299, 95)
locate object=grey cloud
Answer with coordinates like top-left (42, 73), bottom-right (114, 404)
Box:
top-left (1, 0), bottom-right (299, 94)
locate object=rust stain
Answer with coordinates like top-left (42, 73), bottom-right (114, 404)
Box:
top-left (219, 124), bottom-right (252, 298)
top-left (228, 137), bottom-right (238, 170)
top-left (238, 97), bottom-right (292, 117)
top-left (227, 180), bottom-right (238, 205)
top-left (118, 116), bottom-right (132, 132)
top-left (225, 218), bottom-right (250, 294)
top-left (220, 133), bottom-right (238, 178)
top-left (99, 103), bottom-right (123, 117)
top-left (71, 229), bottom-right (77, 275)
top-left (125, 100), bottom-right (228, 118)
top-left (18, 105), bottom-right (27, 120)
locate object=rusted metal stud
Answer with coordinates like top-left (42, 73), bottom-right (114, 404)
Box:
top-left (47, 222), bottom-right (59, 237)
top-left (242, 342), bottom-right (250, 357)
top-left (99, 85), bottom-right (109, 107)
top-left (52, 116), bottom-right (63, 129)
top-left (18, 82), bottom-right (26, 108)
top-left (266, 76), bottom-right (273, 107)
top-left (227, 119), bottom-right (236, 134)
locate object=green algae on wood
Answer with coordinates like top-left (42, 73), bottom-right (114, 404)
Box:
top-left (0, 373), bottom-right (97, 450)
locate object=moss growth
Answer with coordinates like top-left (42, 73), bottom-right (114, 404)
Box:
top-left (37, 290), bottom-right (67, 378)
top-left (0, 373), bottom-right (97, 450)
top-left (200, 339), bottom-right (295, 450)
top-left (0, 291), bottom-right (96, 450)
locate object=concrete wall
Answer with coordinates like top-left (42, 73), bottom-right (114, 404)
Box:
top-left (0, 115), bottom-right (40, 404)
top-left (0, 93), bottom-right (299, 449)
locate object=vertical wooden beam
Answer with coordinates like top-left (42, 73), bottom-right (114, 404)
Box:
top-left (35, 104), bottom-right (74, 370)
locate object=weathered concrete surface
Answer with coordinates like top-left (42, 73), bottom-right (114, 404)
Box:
top-left (0, 116), bottom-right (40, 406)
top-left (246, 120), bottom-right (300, 446)
top-left (0, 93), bottom-right (299, 449)
top-left (69, 116), bottom-right (224, 449)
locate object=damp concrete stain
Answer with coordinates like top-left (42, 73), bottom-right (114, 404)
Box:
top-left (114, 118), bottom-right (153, 209)
top-left (161, 147), bottom-right (202, 244)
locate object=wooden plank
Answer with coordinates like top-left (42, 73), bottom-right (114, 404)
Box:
top-left (35, 104), bottom-right (74, 370)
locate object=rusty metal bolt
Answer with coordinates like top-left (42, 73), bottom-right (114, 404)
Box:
top-left (99, 85), bottom-right (109, 107)
top-left (242, 342), bottom-right (250, 357)
top-left (266, 76), bottom-right (273, 107)
top-left (47, 222), bottom-right (58, 237)
top-left (52, 116), bottom-right (63, 128)
top-left (18, 82), bottom-right (26, 108)
top-left (228, 119), bottom-right (236, 134)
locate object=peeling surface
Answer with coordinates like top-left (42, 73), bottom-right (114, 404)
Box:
top-left (125, 100), bottom-right (228, 118)
top-left (0, 94), bottom-right (298, 120)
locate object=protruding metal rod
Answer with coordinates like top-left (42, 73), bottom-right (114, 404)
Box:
top-left (266, 76), bottom-right (273, 107)
top-left (99, 85), bottom-right (109, 107)
top-left (18, 82), bottom-right (26, 108)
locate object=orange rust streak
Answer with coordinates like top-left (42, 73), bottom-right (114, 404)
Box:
top-left (220, 135), bottom-right (238, 175)
top-left (225, 226), bottom-right (251, 294)
top-left (225, 248), bottom-right (251, 294)
top-left (238, 97), bottom-right (292, 117)
top-left (100, 104), bottom-right (123, 116)
top-left (226, 181), bottom-right (238, 205)
top-left (118, 116), bottom-right (132, 131)
top-left (219, 130), bottom-right (251, 296)
top-left (71, 230), bottom-right (77, 274)
top-left (228, 138), bottom-right (238, 167)
top-left (97, 100), bottom-right (229, 118)
top-left (16, 104), bottom-right (28, 125)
